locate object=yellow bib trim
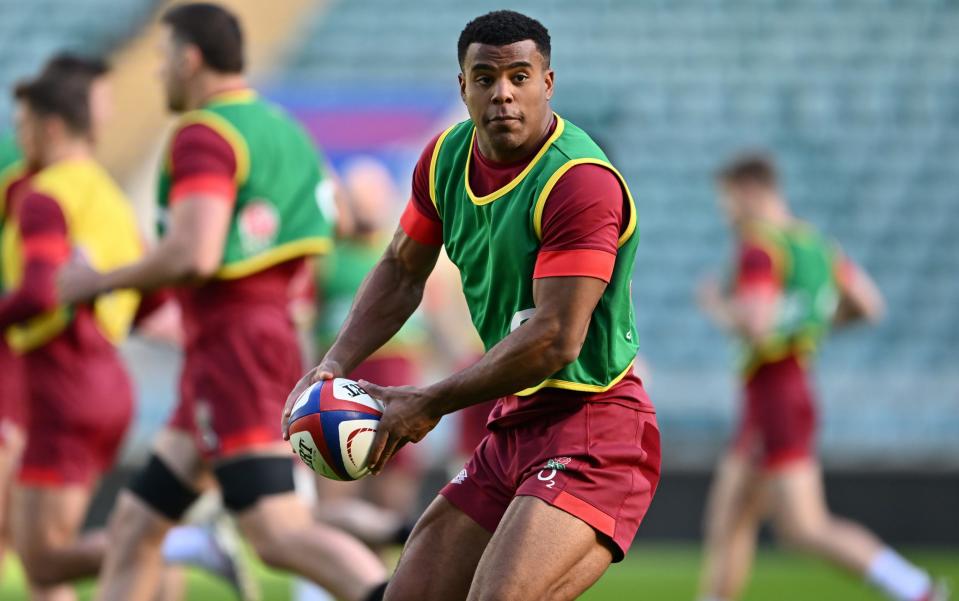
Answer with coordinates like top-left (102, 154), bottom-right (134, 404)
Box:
top-left (169, 111), bottom-right (251, 186)
top-left (205, 88), bottom-right (258, 107)
top-left (428, 123), bottom-right (457, 211)
top-left (532, 158), bottom-right (638, 249)
top-left (515, 360), bottom-right (635, 397)
top-left (216, 236), bottom-right (332, 280)
top-left (464, 114), bottom-right (566, 206)
top-left (0, 160), bottom-right (24, 217)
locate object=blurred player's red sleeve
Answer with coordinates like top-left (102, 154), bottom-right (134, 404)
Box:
top-left (533, 164), bottom-right (624, 283)
top-left (0, 192), bottom-right (70, 328)
top-left (399, 133), bottom-right (443, 246)
top-left (169, 123), bottom-right (237, 204)
top-left (735, 242), bottom-right (780, 298)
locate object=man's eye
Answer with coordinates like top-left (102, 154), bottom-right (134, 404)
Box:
top-left (476, 77), bottom-right (492, 85)
top-left (514, 73), bottom-right (529, 82)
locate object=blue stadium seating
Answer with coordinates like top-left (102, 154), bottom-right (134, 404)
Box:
top-left (0, 0), bottom-right (156, 126)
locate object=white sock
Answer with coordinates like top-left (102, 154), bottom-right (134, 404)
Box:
top-left (866, 547), bottom-right (931, 601)
top-left (161, 525), bottom-right (229, 575)
top-left (293, 577), bottom-right (336, 601)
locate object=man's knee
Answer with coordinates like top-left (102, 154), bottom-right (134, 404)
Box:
top-left (242, 519), bottom-right (292, 570)
top-left (775, 517), bottom-right (828, 552)
top-left (108, 491), bottom-right (173, 551)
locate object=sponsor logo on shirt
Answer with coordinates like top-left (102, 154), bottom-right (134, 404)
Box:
top-left (451, 468), bottom-right (468, 485)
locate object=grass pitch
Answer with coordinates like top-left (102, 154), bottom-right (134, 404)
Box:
top-left (2, 544), bottom-right (955, 600)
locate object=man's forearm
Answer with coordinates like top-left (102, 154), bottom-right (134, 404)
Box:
top-left (324, 254), bottom-right (427, 374)
top-left (421, 313), bottom-right (577, 418)
top-left (98, 238), bottom-right (204, 294)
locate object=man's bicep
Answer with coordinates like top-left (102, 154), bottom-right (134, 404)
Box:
top-left (387, 225), bottom-right (442, 283)
top-left (167, 195), bottom-right (233, 271)
top-left (532, 275), bottom-right (608, 327)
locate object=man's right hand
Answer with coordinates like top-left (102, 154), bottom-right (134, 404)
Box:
top-left (281, 359), bottom-right (344, 441)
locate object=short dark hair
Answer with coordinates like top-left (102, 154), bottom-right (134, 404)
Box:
top-left (718, 153), bottom-right (779, 188)
top-left (41, 52), bottom-right (109, 81)
top-left (458, 10), bottom-right (551, 69)
top-left (162, 3), bottom-right (244, 73)
top-left (14, 73), bottom-right (92, 135)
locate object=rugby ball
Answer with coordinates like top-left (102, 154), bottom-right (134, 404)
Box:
top-left (288, 378), bottom-right (384, 481)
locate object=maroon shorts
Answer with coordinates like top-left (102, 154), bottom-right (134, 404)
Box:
top-left (170, 313), bottom-right (302, 460)
top-left (441, 401), bottom-right (661, 561)
top-left (733, 355), bottom-right (817, 470)
top-left (0, 339), bottom-right (26, 447)
top-left (18, 337), bottom-right (133, 487)
top-left (457, 400), bottom-right (497, 457)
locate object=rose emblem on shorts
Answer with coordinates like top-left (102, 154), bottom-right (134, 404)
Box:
top-left (545, 456), bottom-right (572, 471)
top-left (238, 199), bottom-right (280, 256)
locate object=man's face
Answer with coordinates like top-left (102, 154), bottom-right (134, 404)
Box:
top-left (459, 40), bottom-right (554, 153)
top-left (719, 181), bottom-right (768, 229)
top-left (15, 102), bottom-right (44, 171)
top-left (157, 26), bottom-right (192, 112)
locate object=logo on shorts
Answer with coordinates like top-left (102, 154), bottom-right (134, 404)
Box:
top-left (195, 400), bottom-right (219, 453)
top-left (451, 468), bottom-right (468, 485)
top-left (537, 457), bottom-right (572, 489)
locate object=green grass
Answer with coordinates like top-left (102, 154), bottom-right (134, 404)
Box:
top-left (2, 544), bottom-right (956, 600)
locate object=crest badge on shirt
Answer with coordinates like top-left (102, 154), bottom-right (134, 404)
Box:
top-left (238, 199), bottom-right (279, 256)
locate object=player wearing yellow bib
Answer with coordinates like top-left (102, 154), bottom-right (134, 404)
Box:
top-left (0, 58), bottom-right (143, 599)
top-left (283, 11), bottom-right (661, 601)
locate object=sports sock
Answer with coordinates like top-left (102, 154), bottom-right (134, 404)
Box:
top-left (866, 547), bottom-right (932, 601)
top-left (293, 578), bottom-right (336, 601)
top-left (161, 525), bottom-right (229, 575)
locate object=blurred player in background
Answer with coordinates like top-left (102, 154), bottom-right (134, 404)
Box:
top-left (697, 154), bottom-right (947, 601)
top-left (58, 4), bottom-right (387, 601)
top-left (313, 157), bottom-right (427, 519)
top-left (0, 123), bottom-right (28, 586)
top-left (284, 10), bottom-right (660, 600)
top-left (1, 62), bottom-right (142, 600)
top-left (292, 157), bottom-right (423, 601)
top-left (0, 52), bottom-right (252, 601)
top-left (0, 54), bottom-right (114, 583)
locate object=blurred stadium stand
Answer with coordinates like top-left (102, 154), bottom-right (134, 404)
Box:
top-left (268, 0), bottom-right (959, 470)
top-left (0, 0), bottom-right (158, 120)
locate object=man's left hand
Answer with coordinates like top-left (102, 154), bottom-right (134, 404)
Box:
top-left (359, 381), bottom-right (441, 475)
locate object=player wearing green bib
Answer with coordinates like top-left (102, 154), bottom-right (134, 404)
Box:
top-left (697, 155), bottom-right (943, 601)
top-left (283, 11), bottom-right (661, 601)
top-left (58, 5), bottom-right (387, 601)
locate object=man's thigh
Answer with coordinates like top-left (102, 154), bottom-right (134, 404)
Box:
top-left (468, 495), bottom-right (615, 601)
top-left (386, 495), bottom-right (492, 601)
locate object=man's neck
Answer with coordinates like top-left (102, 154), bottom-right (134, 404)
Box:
top-left (41, 137), bottom-right (92, 169)
top-left (476, 111), bottom-right (554, 164)
top-left (188, 74), bottom-right (249, 110)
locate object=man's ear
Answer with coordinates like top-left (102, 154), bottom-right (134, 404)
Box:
top-left (458, 72), bottom-right (467, 103)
